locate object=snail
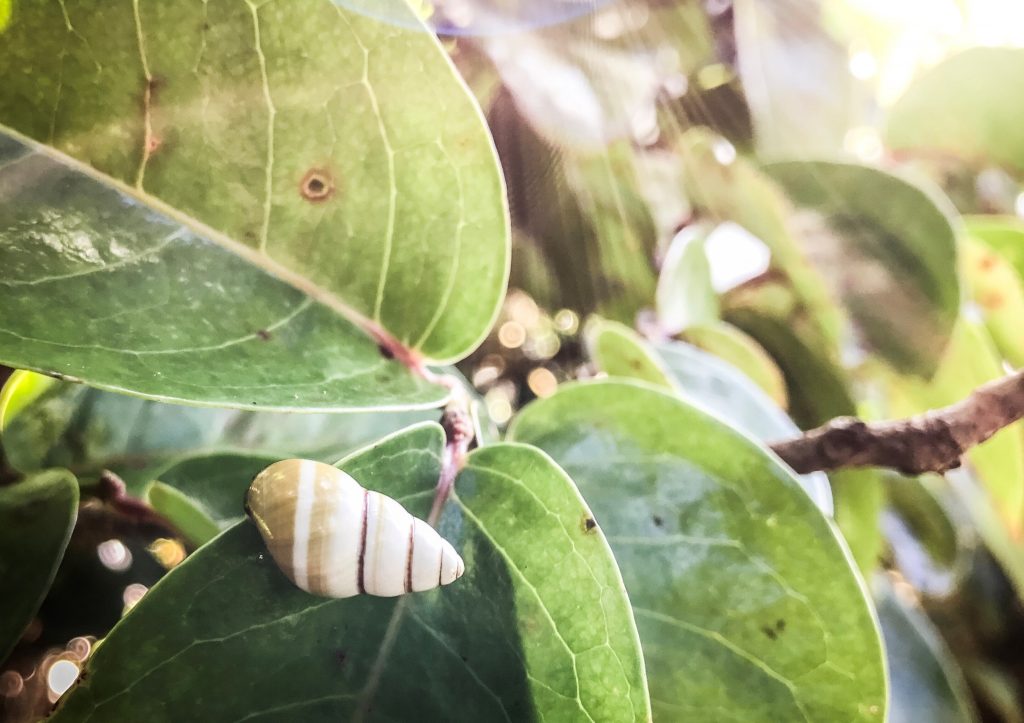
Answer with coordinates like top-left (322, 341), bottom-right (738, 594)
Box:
top-left (246, 459), bottom-right (465, 597)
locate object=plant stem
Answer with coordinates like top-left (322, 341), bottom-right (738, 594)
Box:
top-left (770, 368), bottom-right (1024, 475)
top-left (427, 379), bottom-right (475, 527)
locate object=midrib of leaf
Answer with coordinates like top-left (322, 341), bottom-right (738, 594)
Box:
top-left (0, 124), bottom-right (432, 377)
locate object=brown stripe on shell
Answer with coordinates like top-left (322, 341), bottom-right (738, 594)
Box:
top-left (438, 545), bottom-right (445, 587)
top-left (357, 489), bottom-right (369, 595)
top-left (404, 520), bottom-right (415, 593)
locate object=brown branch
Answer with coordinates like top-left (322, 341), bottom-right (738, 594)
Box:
top-left (770, 369), bottom-right (1024, 476)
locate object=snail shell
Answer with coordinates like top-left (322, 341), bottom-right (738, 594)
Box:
top-left (246, 459), bottom-right (464, 598)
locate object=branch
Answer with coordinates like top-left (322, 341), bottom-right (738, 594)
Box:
top-left (770, 369), bottom-right (1024, 476)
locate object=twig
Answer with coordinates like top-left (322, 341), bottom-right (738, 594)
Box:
top-left (93, 470), bottom-right (182, 538)
top-left (770, 369), bottom-right (1024, 475)
top-left (427, 379), bottom-right (475, 527)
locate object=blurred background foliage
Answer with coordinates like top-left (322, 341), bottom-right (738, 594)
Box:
top-left (4, 0), bottom-right (1024, 720)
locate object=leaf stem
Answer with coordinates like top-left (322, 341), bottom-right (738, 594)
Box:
top-left (427, 378), bottom-right (475, 527)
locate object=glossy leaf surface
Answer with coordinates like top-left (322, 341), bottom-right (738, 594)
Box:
top-left (510, 380), bottom-right (885, 721)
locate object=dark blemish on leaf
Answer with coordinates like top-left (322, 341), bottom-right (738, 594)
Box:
top-left (300, 169), bottom-right (335, 202)
top-left (776, 619), bottom-right (786, 631)
top-left (334, 649), bottom-right (347, 667)
top-left (47, 370), bottom-right (83, 383)
top-left (582, 516), bottom-right (597, 533)
top-left (652, 514), bottom-right (664, 527)
top-left (377, 343), bottom-right (395, 359)
top-left (761, 626), bottom-right (778, 641)
top-left (256, 329), bottom-right (271, 341)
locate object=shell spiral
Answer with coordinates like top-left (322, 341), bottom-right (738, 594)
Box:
top-left (246, 459), bottom-right (465, 598)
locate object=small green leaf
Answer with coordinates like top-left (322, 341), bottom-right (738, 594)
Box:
top-left (964, 216), bottom-right (1024, 280)
top-left (0, 1), bottom-right (509, 364)
top-left (885, 48), bottom-right (1024, 172)
top-left (585, 317), bottom-right (675, 390)
top-left (146, 481), bottom-right (222, 547)
top-left (655, 225), bottom-right (718, 334)
top-left (52, 429), bottom-right (650, 722)
top-left (678, 128), bottom-right (844, 348)
top-left (510, 380), bottom-right (886, 721)
top-left (679, 321), bottom-right (788, 407)
top-left (0, 369), bottom-right (56, 431)
top-left (963, 219), bottom-right (1024, 366)
top-left (0, 469), bottom-right (79, 662)
top-left (1, 374), bottom-right (433, 489)
top-left (876, 579), bottom-right (980, 723)
top-left (764, 161), bottom-right (960, 376)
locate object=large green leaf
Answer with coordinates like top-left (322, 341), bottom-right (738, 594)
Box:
top-left (765, 161), bottom-right (960, 375)
top-left (0, 131), bottom-right (447, 410)
top-left (0, 0), bottom-right (508, 389)
top-left (876, 580), bottom-right (979, 723)
top-left (1, 372), bottom-right (432, 489)
top-left (52, 427), bottom-right (650, 721)
top-left (510, 380), bottom-right (886, 721)
top-left (885, 48), bottom-right (1024, 172)
top-left (0, 469), bottom-right (79, 662)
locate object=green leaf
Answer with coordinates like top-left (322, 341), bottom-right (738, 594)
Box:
top-left (509, 380), bottom-right (886, 721)
top-left (147, 452), bottom-right (279, 546)
top-left (876, 580), bottom-right (980, 723)
top-left (0, 131), bottom-right (446, 411)
top-left (679, 321), bottom-right (788, 407)
top-left (585, 317), bottom-right (675, 391)
top-left (963, 219), bottom-right (1024, 367)
top-left (1, 373), bottom-right (433, 489)
top-left (655, 225), bottom-right (718, 334)
top-left (964, 216), bottom-right (1024, 281)
top-left (886, 319), bottom-right (1024, 534)
top-left (0, 2), bottom-right (508, 365)
top-left (586, 318), bottom-right (832, 515)
top-left (764, 160), bottom-right (960, 375)
top-left (677, 128), bottom-right (844, 348)
top-left (146, 480), bottom-right (223, 547)
top-left (0, 469), bottom-right (79, 662)
top-left (885, 47), bottom-right (1024, 172)
top-left (52, 429), bottom-right (650, 722)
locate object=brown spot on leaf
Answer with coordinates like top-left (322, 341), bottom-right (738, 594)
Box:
top-left (652, 514), bottom-right (664, 527)
top-left (761, 626), bottom-right (778, 641)
top-left (256, 329), bottom-right (271, 341)
top-left (980, 290), bottom-right (1005, 309)
top-left (582, 516), bottom-right (598, 533)
top-left (300, 169), bottom-right (335, 202)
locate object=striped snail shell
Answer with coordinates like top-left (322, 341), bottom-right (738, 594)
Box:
top-left (246, 459), bottom-right (465, 598)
